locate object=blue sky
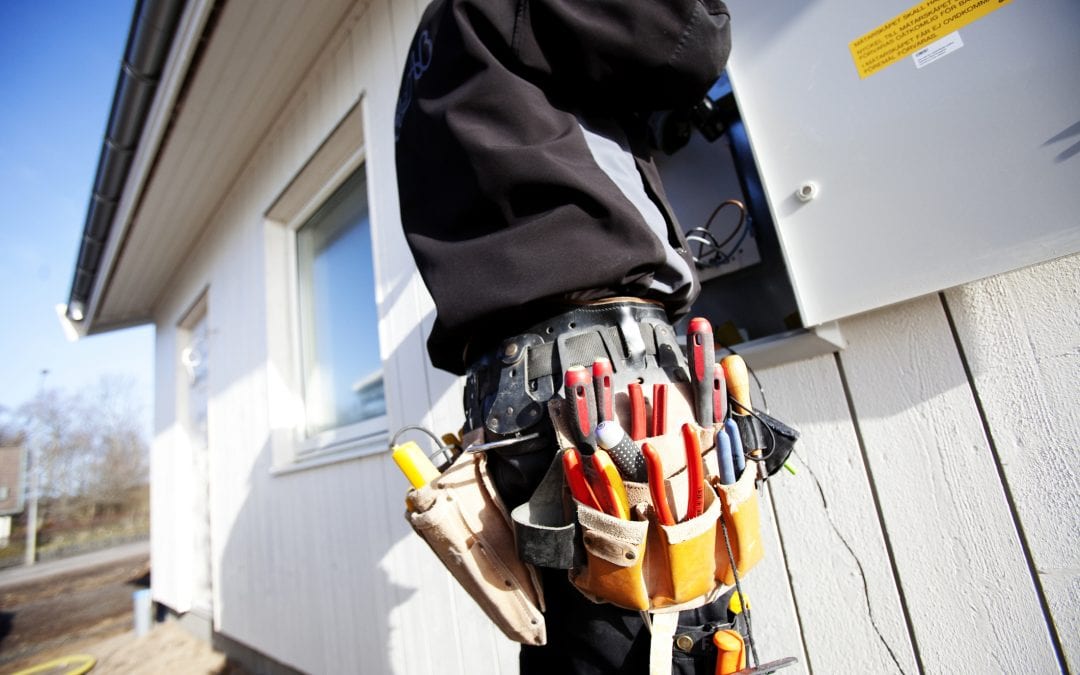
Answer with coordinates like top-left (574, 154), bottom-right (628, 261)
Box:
top-left (0, 1), bottom-right (153, 429)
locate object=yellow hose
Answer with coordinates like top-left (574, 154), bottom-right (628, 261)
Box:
top-left (12, 654), bottom-right (96, 675)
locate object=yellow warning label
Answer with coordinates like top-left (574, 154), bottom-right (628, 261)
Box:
top-left (850, 0), bottom-right (1012, 78)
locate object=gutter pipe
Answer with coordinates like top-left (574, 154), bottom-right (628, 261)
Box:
top-left (65, 0), bottom-right (187, 323)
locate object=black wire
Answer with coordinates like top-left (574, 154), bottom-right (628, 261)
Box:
top-left (721, 515), bottom-right (760, 667)
top-left (705, 200), bottom-right (747, 251)
top-left (689, 199), bottom-right (747, 266)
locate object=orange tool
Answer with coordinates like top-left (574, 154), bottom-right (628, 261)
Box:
top-left (642, 442), bottom-right (675, 526)
top-left (591, 449), bottom-right (630, 519)
top-left (651, 383), bottom-right (668, 435)
top-left (682, 423), bottom-right (705, 520)
top-left (628, 381), bottom-right (647, 441)
top-left (721, 354), bottom-right (751, 417)
top-left (713, 629), bottom-right (746, 675)
top-left (562, 447), bottom-right (602, 511)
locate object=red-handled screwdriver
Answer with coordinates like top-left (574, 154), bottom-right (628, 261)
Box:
top-left (688, 317), bottom-right (716, 427)
top-left (712, 363), bottom-right (727, 424)
top-left (592, 358), bottom-right (614, 424)
top-left (565, 366), bottom-right (597, 454)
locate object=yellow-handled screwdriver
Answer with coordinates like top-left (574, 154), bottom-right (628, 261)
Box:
top-left (392, 441), bottom-right (441, 488)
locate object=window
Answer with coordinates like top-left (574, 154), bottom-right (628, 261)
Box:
top-left (264, 99), bottom-right (385, 470)
top-left (294, 166), bottom-right (385, 439)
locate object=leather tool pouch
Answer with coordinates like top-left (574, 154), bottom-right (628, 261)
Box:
top-left (405, 449), bottom-right (546, 645)
top-left (713, 459), bottom-right (764, 586)
top-left (543, 393), bottom-right (766, 613)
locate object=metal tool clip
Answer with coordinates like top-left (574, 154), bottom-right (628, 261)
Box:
top-left (463, 432), bottom-right (541, 453)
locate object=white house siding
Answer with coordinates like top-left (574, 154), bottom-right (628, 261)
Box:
top-left (151, 0), bottom-right (513, 672)
top-left (145, 0), bottom-right (1079, 672)
top-left (740, 255), bottom-right (1078, 675)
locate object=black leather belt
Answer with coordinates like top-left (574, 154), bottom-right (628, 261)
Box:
top-left (464, 300), bottom-right (690, 440)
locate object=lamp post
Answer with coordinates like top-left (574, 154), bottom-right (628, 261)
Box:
top-left (24, 368), bottom-right (47, 566)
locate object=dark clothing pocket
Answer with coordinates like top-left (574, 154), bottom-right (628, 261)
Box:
top-left (520, 567), bottom-right (737, 674)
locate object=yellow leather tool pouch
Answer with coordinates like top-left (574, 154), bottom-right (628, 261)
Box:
top-left (552, 396), bottom-right (743, 614)
top-left (656, 484), bottom-right (721, 605)
top-left (571, 504), bottom-right (651, 610)
top-left (405, 449), bottom-right (546, 645)
top-left (713, 460), bottom-right (764, 586)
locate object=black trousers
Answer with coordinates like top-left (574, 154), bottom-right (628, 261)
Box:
top-left (520, 568), bottom-right (738, 675)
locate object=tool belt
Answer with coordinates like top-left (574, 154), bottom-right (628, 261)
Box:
top-left (402, 299), bottom-right (798, 653)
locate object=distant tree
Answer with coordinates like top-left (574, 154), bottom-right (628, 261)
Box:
top-left (20, 389), bottom-right (91, 499)
top-left (0, 405), bottom-right (26, 446)
top-left (84, 376), bottom-right (149, 508)
top-left (18, 376), bottom-right (149, 524)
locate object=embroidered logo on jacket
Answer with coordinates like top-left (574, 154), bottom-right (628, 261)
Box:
top-left (395, 30), bottom-right (433, 142)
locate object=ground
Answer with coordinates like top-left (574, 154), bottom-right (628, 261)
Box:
top-left (0, 547), bottom-right (243, 674)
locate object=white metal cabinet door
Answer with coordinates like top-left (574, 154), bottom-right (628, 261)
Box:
top-left (726, 0), bottom-right (1080, 326)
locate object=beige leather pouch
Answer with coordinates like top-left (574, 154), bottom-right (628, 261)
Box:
top-left (571, 504), bottom-right (651, 610)
top-left (405, 449), bottom-right (546, 645)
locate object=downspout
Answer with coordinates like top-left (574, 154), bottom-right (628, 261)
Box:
top-left (65, 0), bottom-right (187, 323)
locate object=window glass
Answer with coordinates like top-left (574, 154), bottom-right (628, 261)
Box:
top-left (296, 167), bottom-right (384, 437)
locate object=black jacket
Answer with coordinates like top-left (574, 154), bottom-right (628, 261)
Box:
top-left (395, 0), bottom-right (732, 374)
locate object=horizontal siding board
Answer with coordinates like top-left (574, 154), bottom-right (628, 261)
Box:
top-left (837, 295), bottom-right (1060, 673)
top-left (757, 354), bottom-right (918, 674)
top-left (944, 253), bottom-right (1080, 672)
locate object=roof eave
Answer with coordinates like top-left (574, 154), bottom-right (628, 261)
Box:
top-left (65, 0), bottom-right (219, 337)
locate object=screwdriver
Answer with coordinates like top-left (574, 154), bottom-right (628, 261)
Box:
top-left (721, 354), bottom-right (750, 417)
top-left (688, 317), bottom-right (716, 427)
top-left (716, 428), bottom-right (737, 485)
top-left (724, 418), bottom-right (746, 477)
top-left (712, 363), bottom-right (727, 424)
top-left (392, 441), bottom-right (441, 489)
top-left (596, 420), bottom-right (648, 482)
top-left (592, 358), bottom-right (614, 424)
top-left (565, 366), bottom-right (598, 454)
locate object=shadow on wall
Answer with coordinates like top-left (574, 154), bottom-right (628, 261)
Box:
top-left (215, 440), bottom-right (419, 674)
top-left (209, 301), bottom-right (461, 674)
top-left (1045, 119), bottom-right (1080, 163)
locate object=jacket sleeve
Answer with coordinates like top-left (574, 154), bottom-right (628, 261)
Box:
top-left (513, 0), bottom-right (731, 113)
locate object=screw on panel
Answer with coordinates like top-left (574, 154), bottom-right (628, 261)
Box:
top-left (796, 181), bottom-right (819, 202)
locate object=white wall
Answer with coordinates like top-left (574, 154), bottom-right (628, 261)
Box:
top-left (740, 253), bottom-right (1078, 674)
top-left (151, 0), bottom-right (513, 672)
top-left (146, 0), bottom-right (1079, 671)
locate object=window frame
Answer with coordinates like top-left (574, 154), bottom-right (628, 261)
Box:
top-left (264, 99), bottom-right (388, 473)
